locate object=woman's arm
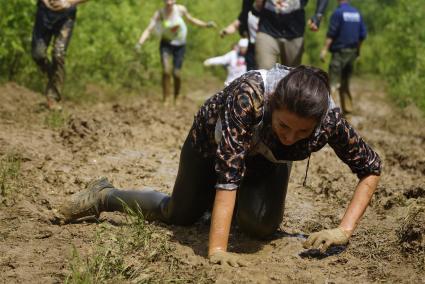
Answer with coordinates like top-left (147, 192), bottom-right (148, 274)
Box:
top-left (41, 0), bottom-right (88, 11)
top-left (208, 189), bottom-right (236, 256)
top-left (303, 174), bottom-right (380, 252)
top-left (220, 20), bottom-right (240, 37)
top-left (208, 189), bottom-right (247, 267)
top-left (68, 0), bottom-right (89, 5)
top-left (179, 5), bottom-right (215, 28)
top-left (339, 174), bottom-right (380, 236)
top-left (137, 11), bottom-right (160, 46)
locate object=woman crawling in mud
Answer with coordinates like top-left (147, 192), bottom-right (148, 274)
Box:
top-left (60, 65), bottom-right (381, 267)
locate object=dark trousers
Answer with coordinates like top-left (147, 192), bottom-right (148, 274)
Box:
top-left (104, 136), bottom-right (290, 239)
top-left (31, 2), bottom-right (76, 101)
top-left (329, 48), bottom-right (358, 113)
top-left (245, 43), bottom-right (257, 71)
top-left (159, 41), bottom-right (186, 99)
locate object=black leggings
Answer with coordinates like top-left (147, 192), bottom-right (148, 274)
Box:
top-left (104, 136), bottom-right (290, 239)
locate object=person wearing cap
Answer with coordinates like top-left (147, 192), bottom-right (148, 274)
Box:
top-left (31, 0), bottom-right (90, 110)
top-left (60, 64), bottom-right (381, 267)
top-left (203, 38), bottom-right (249, 86)
top-left (220, 0), bottom-right (263, 71)
top-left (256, 0), bottom-right (329, 69)
top-left (320, 0), bottom-right (367, 114)
top-left (136, 0), bottom-right (216, 105)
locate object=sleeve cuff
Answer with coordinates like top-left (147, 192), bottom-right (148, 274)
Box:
top-left (215, 183), bottom-right (239, 191)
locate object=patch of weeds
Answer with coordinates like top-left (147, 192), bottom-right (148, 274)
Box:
top-left (65, 202), bottom-right (171, 283)
top-left (44, 110), bottom-right (69, 129)
top-left (0, 152), bottom-right (22, 205)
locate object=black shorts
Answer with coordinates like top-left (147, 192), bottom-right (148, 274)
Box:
top-left (159, 40), bottom-right (186, 70)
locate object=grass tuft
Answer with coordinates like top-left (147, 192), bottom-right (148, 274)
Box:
top-left (0, 152), bottom-right (22, 205)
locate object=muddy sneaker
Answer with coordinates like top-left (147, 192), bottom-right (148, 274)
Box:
top-left (59, 177), bottom-right (115, 223)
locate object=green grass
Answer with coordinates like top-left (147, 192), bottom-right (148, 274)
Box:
top-left (44, 110), bottom-right (69, 129)
top-left (65, 202), bottom-right (170, 283)
top-left (0, 152), bottom-right (22, 205)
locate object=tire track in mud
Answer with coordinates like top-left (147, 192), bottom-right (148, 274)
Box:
top-left (0, 80), bottom-right (424, 283)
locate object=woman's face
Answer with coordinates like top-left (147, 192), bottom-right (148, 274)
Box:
top-left (271, 107), bottom-right (318, 146)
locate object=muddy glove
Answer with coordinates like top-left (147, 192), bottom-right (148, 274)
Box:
top-left (209, 251), bottom-right (248, 267)
top-left (303, 227), bottom-right (350, 253)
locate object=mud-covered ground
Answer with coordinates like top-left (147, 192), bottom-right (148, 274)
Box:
top-left (0, 79), bottom-right (424, 283)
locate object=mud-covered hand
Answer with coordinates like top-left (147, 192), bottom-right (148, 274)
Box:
top-left (209, 251), bottom-right (248, 267)
top-left (303, 227), bottom-right (349, 253)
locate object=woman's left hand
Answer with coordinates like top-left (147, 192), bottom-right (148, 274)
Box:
top-left (209, 251), bottom-right (248, 267)
top-left (303, 227), bottom-right (350, 253)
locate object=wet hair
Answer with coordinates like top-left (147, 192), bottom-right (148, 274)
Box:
top-left (270, 65), bottom-right (330, 122)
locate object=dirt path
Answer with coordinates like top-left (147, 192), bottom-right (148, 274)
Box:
top-left (0, 79), bottom-right (424, 283)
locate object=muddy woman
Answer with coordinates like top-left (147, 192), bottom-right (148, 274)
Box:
top-left (60, 65), bottom-right (382, 266)
top-left (32, 0), bottom-right (90, 110)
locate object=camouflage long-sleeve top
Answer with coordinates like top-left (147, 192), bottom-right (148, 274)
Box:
top-left (190, 65), bottom-right (382, 190)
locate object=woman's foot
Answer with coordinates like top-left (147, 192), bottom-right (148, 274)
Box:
top-left (59, 177), bottom-right (115, 223)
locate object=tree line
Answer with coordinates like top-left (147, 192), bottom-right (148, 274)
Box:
top-left (0, 0), bottom-right (424, 112)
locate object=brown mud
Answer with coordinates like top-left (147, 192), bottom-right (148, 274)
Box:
top-left (0, 79), bottom-right (424, 283)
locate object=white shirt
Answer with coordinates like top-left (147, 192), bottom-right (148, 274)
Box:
top-left (204, 50), bottom-right (247, 86)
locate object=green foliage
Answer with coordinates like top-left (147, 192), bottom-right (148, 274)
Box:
top-left (1, 0), bottom-right (424, 112)
top-left (0, 0), bottom-right (239, 100)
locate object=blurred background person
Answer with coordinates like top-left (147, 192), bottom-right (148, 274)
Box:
top-left (220, 0), bottom-right (263, 70)
top-left (256, 0), bottom-right (329, 69)
top-left (136, 0), bottom-right (216, 106)
top-left (320, 0), bottom-right (367, 114)
top-left (32, 0), bottom-right (90, 110)
top-left (203, 38), bottom-right (249, 86)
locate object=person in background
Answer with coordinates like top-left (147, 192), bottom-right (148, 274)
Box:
top-left (32, 0), bottom-right (90, 110)
top-left (59, 65), bottom-right (381, 267)
top-left (203, 38), bottom-right (249, 86)
top-left (220, 0), bottom-right (263, 70)
top-left (136, 0), bottom-right (216, 105)
top-left (320, 0), bottom-right (367, 114)
top-left (256, 0), bottom-right (329, 69)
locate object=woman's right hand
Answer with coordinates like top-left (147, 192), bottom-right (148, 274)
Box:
top-left (209, 250), bottom-right (248, 267)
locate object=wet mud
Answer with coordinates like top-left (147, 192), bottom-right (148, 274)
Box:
top-left (0, 79), bottom-right (424, 283)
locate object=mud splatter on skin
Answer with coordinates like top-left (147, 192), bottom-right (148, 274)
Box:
top-left (0, 79), bottom-right (424, 283)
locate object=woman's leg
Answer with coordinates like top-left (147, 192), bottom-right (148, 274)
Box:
top-left (255, 32), bottom-right (280, 70)
top-left (172, 44), bottom-right (186, 100)
top-left (236, 155), bottom-right (291, 239)
top-left (60, 136), bottom-right (217, 225)
top-left (160, 41), bottom-right (173, 102)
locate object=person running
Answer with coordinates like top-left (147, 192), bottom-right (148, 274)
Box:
top-left (60, 65), bottom-right (381, 266)
top-left (136, 0), bottom-right (216, 105)
top-left (256, 0), bottom-right (329, 69)
top-left (32, 0), bottom-right (89, 110)
top-left (203, 38), bottom-right (248, 86)
top-left (320, 0), bottom-right (367, 114)
top-left (220, 0), bottom-right (263, 70)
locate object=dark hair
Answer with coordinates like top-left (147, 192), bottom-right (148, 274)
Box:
top-left (270, 65), bottom-right (330, 121)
